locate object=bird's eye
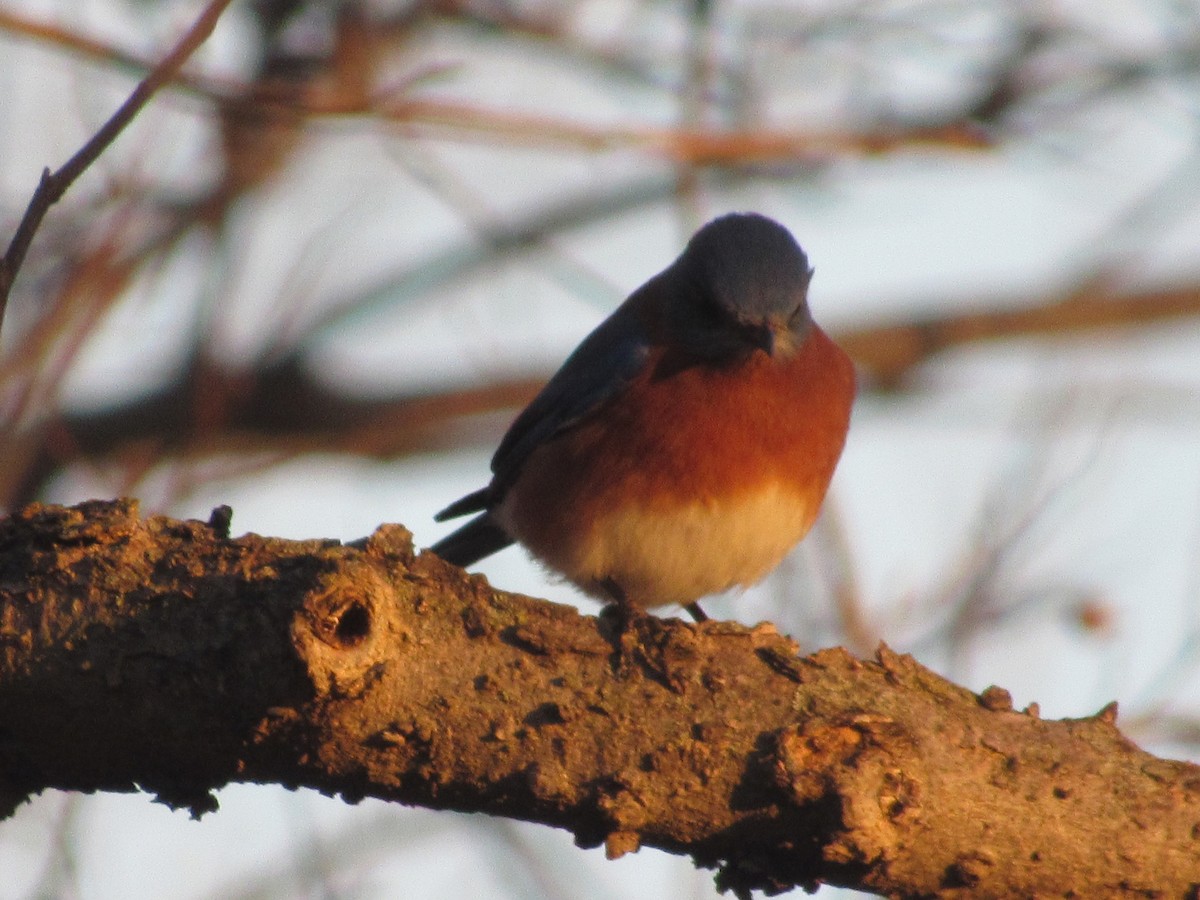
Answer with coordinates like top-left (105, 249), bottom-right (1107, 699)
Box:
top-left (787, 299), bottom-right (808, 326)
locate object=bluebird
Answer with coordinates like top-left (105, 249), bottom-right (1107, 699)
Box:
top-left (431, 213), bottom-right (855, 621)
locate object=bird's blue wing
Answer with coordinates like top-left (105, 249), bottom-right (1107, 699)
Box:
top-left (488, 301), bottom-right (652, 497)
top-left (433, 288), bottom-right (654, 528)
top-left (430, 302), bottom-right (651, 564)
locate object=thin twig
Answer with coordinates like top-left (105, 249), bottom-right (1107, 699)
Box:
top-left (0, 0), bottom-right (236, 335)
top-left (0, 9), bottom-right (205, 91)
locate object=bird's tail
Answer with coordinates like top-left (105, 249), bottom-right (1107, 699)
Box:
top-left (429, 514), bottom-right (514, 567)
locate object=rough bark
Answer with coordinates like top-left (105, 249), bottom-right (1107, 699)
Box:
top-left (0, 499), bottom-right (1197, 898)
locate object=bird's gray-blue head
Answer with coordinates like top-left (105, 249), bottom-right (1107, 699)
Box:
top-left (666, 212), bottom-right (814, 360)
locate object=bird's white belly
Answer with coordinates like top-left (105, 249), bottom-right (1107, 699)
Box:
top-left (568, 483), bottom-right (819, 609)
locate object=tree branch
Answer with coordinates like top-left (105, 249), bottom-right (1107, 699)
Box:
top-left (11, 276), bottom-right (1200, 510)
top-left (839, 280), bottom-right (1200, 387)
top-left (0, 0), bottom-right (235, 330)
top-left (1, 500), bottom-right (1196, 897)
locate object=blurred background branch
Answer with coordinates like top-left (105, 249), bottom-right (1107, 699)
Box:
top-left (4, 0), bottom-right (1199, 506)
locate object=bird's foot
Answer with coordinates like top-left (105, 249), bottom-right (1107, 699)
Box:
top-left (597, 600), bottom-right (644, 676)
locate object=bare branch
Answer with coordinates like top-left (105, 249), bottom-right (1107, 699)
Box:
top-left (0, 8), bottom-right (221, 94)
top-left (0, 0), bottom-right (235, 331)
top-left (1, 500), bottom-right (1197, 897)
top-left (841, 280), bottom-right (1200, 386)
top-left (4, 270), bottom-right (1199, 510)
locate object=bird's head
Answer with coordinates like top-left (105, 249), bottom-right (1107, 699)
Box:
top-left (665, 212), bottom-right (814, 361)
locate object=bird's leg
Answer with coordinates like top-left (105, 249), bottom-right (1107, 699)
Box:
top-left (683, 602), bottom-right (709, 623)
top-left (598, 577), bottom-right (641, 674)
top-left (599, 578), bottom-right (636, 631)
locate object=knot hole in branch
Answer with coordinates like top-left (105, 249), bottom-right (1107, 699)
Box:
top-left (319, 597), bottom-right (372, 649)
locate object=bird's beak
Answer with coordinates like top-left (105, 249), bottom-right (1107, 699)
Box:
top-left (744, 319), bottom-right (792, 357)
top-left (754, 324), bottom-right (775, 356)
